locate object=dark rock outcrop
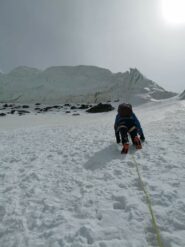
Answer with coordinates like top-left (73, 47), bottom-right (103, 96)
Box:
top-left (71, 106), bottom-right (78, 110)
top-left (17, 110), bottom-right (30, 115)
top-left (86, 103), bottom-right (114, 113)
top-left (78, 104), bottom-right (89, 109)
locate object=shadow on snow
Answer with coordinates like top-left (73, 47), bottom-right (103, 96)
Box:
top-left (84, 143), bottom-right (137, 170)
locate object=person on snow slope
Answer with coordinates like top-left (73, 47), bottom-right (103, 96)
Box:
top-left (114, 103), bottom-right (145, 154)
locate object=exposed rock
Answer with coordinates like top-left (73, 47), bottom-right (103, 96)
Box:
top-left (10, 110), bottom-right (16, 114)
top-left (86, 103), bottom-right (114, 113)
top-left (52, 105), bottom-right (61, 109)
top-left (71, 106), bottom-right (78, 110)
top-left (22, 105), bottom-right (29, 108)
top-left (42, 106), bottom-right (53, 112)
top-left (3, 104), bottom-right (14, 107)
top-left (72, 113), bottom-right (80, 116)
top-left (34, 107), bottom-right (41, 111)
top-left (0, 113), bottom-right (6, 116)
top-left (78, 104), bottom-right (89, 109)
top-left (17, 110), bottom-right (30, 115)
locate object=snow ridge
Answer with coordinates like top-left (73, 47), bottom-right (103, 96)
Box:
top-left (179, 90), bottom-right (185, 100)
top-left (0, 66), bottom-right (176, 104)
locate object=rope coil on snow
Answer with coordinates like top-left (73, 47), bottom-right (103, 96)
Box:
top-left (131, 155), bottom-right (164, 247)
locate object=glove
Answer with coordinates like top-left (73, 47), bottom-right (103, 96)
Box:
top-left (133, 136), bottom-right (142, 149)
top-left (121, 143), bottom-right (129, 154)
top-left (140, 133), bottom-right (145, 142)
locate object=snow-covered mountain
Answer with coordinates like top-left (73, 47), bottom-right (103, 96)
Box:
top-left (0, 65), bottom-right (177, 104)
top-left (179, 90), bottom-right (185, 100)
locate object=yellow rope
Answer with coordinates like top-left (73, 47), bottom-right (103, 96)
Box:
top-left (131, 155), bottom-right (164, 247)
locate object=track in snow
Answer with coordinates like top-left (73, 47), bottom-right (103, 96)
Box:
top-left (0, 100), bottom-right (185, 247)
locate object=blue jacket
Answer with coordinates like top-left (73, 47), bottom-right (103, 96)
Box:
top-left (114, 112), bottom-right (144, 136)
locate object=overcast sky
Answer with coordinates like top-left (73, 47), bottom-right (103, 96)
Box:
top-left (0, 0), bottom-right (185, 92)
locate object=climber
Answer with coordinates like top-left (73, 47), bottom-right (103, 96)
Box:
top-left (114, 103), bottom-right (145, 154)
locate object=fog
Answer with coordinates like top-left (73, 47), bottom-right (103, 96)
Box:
top-left (0, 0), bottom-right (185, 92)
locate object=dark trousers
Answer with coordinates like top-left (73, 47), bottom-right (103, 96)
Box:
top-left (115, 118), bottom-right (138, 144)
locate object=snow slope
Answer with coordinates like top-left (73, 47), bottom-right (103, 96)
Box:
top-left (0, 66), bottom-right (176, 104)
top-left (179, 90), bottom-right (185, 100)
top-left (0, 98), bottom-right (185, 247)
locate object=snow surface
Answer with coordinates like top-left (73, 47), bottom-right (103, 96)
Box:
top-left (0, 98), bottom-right (185, 247)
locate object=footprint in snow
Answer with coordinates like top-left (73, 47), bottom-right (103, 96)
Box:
top-left (112, 195), bottom-right (127, 210)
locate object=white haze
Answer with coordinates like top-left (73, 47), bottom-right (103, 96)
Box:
top-left (0, 0), bottom-right (185, 92)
